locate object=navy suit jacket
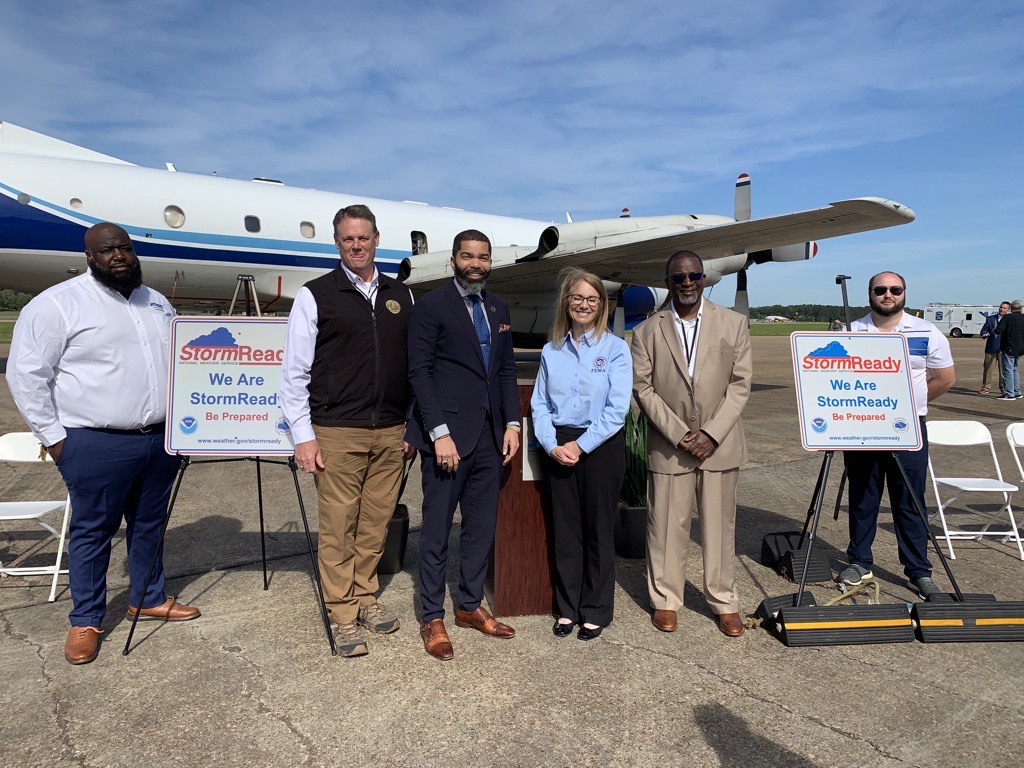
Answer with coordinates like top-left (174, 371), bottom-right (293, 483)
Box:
top-left (406, 280), bottom-right (519, 455)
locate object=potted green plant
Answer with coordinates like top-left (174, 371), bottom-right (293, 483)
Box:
top-left (615, 407), bottom-right (649, 558)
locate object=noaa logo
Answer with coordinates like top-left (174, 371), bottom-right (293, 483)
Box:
top-left (811, 417), bottom-right (828, 434)
top-left (275, 418), bottom-right (291, 435)
top-left (893, 418), bottom-right (909, 433)
top-left (178, 416), bottom-right (199, 435)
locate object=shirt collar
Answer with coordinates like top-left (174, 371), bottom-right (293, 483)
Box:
top-left (672, 297), bottom-right (704, 324)
top-left (565, 328), bottom-right (599, 348)
top-left (453, 279), bottom-right (485, 301)
top-left (340, 262), bottom-right (378, 289)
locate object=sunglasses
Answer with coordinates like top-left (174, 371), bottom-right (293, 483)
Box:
top-left (872, 285), bottom-right (904, 297)
top-left (669, 272), bottom-right (705, 284)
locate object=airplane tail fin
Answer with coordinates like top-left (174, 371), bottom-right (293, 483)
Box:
top-left (0, 122), bottom-right (133, 165)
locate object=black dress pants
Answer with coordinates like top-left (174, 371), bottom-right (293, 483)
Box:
top-left (547, 427), bottom-right (625, 627)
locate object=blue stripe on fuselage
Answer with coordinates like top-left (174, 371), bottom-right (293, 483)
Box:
top-left (0, 187), bottom-right (403, 272)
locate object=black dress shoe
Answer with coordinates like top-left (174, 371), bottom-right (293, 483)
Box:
top-left (552, 620), bottom-right (574, 637)
top-left (578, 625), bottom-right (603, 641)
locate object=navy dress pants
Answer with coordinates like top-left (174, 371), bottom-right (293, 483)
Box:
top-left (56, 427), bottom-right (181, 627)
top-left (417, 422), bottom-right (502, 623)
top-left (843, 418), bottom-right (932, 579)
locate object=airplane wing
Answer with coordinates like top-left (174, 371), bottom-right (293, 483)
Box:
top-left (400, 196), bottom-right (914, 294)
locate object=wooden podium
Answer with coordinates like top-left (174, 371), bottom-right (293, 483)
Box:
top-left (485, 380), bottom-right (557, 616)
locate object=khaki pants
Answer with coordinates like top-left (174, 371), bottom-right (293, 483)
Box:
top-left (982, 352), bottom-right (1003, 392)
top-left (313, 424), bottom-right (406, 624)
top-left (646, 468), bottom-right (740, 615)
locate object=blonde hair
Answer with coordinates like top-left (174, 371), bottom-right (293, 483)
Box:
top-left (548, 268), bottom-right (610, 346)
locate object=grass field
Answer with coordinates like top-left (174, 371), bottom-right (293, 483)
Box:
top-left (747, 321), bottom-right (834, 336)
top-left (0, 322), bottom-right (12, 344)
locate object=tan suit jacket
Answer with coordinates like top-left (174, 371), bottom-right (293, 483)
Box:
top-left (631, 299), bottom-right (752, 473)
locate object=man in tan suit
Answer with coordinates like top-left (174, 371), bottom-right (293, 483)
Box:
top-left (631, 250), bottom-right (752, 637)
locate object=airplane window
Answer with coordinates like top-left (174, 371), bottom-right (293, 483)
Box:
top-left (16, 193), bottom-right (30, 205)
top-left (300, 221), bottom-right (315, 239)
top-left (245, 215), bottom-right (261, 233)
top-left (164, 205), bottom-right (186, 228)
top-left (70, 198), bottom-right (83, 209)
top-left (412, 231), bottom-right (428, 255)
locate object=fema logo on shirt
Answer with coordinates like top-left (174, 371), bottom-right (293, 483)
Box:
top-left (592, 356), bottom-right (607, 373)
top-left (811, 417), bottom-right (828, 434)
top-left (179, 416), bottom-right (199, 435)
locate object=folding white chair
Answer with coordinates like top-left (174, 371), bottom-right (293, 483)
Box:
top-left (0, 432), bottom-right (71, 600)
top-left (926, 420), bottom-right (1022, 560)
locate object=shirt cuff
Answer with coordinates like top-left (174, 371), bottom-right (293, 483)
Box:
top-left (429, 424), bottom-right (451, 442)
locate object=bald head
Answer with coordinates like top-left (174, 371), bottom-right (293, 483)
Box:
top-left (84, 222), bottom-right (143, 296)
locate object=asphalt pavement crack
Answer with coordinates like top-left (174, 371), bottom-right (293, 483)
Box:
top-left (0, 610), bottom-right (87, 767)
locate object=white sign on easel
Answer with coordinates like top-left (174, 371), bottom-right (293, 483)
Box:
top-left (791, 332), bottom-right (921, 451)
top-left (166, 317), bottom-right (295, 456)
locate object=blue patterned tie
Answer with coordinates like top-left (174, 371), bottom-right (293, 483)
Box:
top-left (469, 294), bottom-right (491, 369)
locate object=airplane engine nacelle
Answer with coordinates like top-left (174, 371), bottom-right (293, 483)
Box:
top-left (534, 213), bottom-right (733, 258)
top-left (398, 244), bottom-right (537, 286)
top-left (749, 242), bottom-right (818, 264)
top-left (621, 285), bottom-right (669, 328)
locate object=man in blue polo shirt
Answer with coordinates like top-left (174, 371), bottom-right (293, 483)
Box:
top-left (840, 271), bottom-right (955, 598)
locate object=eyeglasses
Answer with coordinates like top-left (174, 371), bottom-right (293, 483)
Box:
top-left (871, 285), bottom-right (904, 297)
top-left (569, 294), bottom-right (602, 307)
top-left (669, 272), bottom-right (705, 284)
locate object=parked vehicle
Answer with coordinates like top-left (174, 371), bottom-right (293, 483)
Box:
top-left (924, 304), bottom-right (999, 337)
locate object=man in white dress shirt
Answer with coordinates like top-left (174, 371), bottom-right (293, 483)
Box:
top-left (7, 223), bottom-right (199, 666)
top-left (279, 205), bottom-right (415, 657)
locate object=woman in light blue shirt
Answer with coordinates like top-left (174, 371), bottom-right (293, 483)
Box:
top-left (530, 268), bottom-right (632, 640)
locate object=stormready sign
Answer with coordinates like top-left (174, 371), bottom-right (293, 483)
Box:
top-left (791, 332), bottom-right (921, 451)
top-left (166, 317), bottom-right (294, 456)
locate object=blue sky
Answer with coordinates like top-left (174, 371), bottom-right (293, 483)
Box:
top-left (1, 1), bottom-right (1021, 307)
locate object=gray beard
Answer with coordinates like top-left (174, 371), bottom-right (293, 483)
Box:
top-left (455, 273), bottom-right (487, 295)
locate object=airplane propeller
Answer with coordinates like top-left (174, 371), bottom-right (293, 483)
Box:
top-left (733, 173), bottom-right (752, 318)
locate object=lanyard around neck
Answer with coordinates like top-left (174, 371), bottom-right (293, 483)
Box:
top-left (681, 316), bottom-right (699, 365)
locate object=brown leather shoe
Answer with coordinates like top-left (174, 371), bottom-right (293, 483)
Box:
top-left (126, 596), bottom-right (201, 622)
top-left (652, 609), bottom-right (677, 632)
top-left (420, 619), bottom-right (454, 661)
top-left (64, 626), bottom-right (103, 665)
top-left (454, 606), bottom-right (516, 638)
top-left (717, 612), bottom-right (745, 637)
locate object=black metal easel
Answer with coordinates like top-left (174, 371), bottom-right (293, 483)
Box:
top-left (123, 275), bottom-right (337, 656)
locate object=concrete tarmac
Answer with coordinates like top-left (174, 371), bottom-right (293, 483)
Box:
top-left (1, 336), bottom-right (1023, 768)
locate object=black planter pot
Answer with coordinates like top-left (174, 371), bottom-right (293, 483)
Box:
top-left (614, 502), bottom-right (647, 559)
top-left (377, 504), bottom-right (410, 575)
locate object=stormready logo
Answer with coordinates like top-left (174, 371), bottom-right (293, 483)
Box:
top-left (178, 327), bottom-right (284, 365)
top-left (801, 341), bottom-right (902, 372)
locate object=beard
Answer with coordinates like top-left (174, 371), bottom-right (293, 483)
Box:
top-left (454, 263), bottom-right (488, 295)
top-left (870, 294), bottom-right (905, 317)
top-left (90, 259), bottom-right (143, 294)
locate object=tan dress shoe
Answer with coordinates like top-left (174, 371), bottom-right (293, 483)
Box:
top-left (65, 626), bottom-right (103, 665)
top-left (126, 596), bottom-right (201, 622)
top-left (717, 612), bottom-right (745, 637)
top-left (652, 609), bottom-right (678, 632)
top-left (454, 606), bottom-right (516, 638)
top-left (420, 619), bottom-right (454, 661)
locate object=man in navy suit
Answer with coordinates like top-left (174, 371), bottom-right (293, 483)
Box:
top-left (406, 229), bottom-right (521, 660)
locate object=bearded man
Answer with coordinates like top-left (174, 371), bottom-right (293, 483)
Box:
top-left (405, 229), bottom-right (520, 660)
top-left (7, 222), bottom-right (198, 665)
top-left (839, 272), bottom-right (955, 599)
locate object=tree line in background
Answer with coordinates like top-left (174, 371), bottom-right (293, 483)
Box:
top-left (748, 304), bottom-right (922, 322)
top-left (0, 290), bottom-right (32, 311)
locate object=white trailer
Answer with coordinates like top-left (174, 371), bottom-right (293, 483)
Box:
top-left (924, 304), bottom-right (999, 337)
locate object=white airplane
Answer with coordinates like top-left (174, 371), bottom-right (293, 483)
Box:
top-left (0, 122), bottom-right (914, 341)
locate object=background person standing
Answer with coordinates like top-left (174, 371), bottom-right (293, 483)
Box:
top-left (979, 302), bottom-right (1010, 395)
top-left (995, 299), bottom-right (1024, 401)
